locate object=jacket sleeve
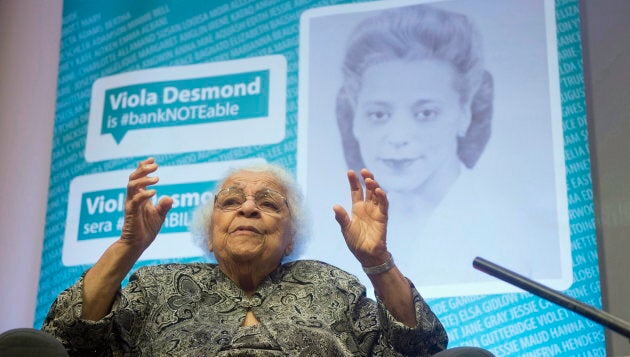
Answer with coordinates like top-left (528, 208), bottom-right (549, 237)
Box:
top-left (344, 274), bottom-right (448, 356)
top-left (41, 270), bottom-right (150, 356)
top-left (373, 284), bottom-right (448, 356)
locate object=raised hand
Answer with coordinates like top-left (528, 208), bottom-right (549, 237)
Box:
top-left (333, 169), bottom-right (416, 327)
top-left (82, 158), bottom-right (173, 320)
top-left (333, 169), bottom-right (390, 267)
top-left (121, 157), bottom-right (173, 252)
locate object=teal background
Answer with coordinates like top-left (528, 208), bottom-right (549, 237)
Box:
top-left (37, 0), bottom-right (604, 355)
top-left (78, 188), bottom-right (125, 240)
top-left (77, 181), bottom-right (216, 240)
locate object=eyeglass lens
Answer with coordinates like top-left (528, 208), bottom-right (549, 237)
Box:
top-left (215, 187), bottom-right (286, 213)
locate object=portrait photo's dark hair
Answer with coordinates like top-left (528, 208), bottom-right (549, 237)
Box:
top-left (336, 4), bottom-right (494, 173)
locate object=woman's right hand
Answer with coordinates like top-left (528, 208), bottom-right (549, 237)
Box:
top-left (81, 158), bottom-right (173, 320)
top-left (120, 157), bottom-right (173, 252)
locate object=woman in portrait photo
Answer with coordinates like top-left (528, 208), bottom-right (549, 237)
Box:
top-left (337, 3), bottom-right (492, 228)
top-left (334, 3), bottom-right (538, 287)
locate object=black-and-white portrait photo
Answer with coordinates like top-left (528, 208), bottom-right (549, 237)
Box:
top-left (298, 0), bottom-right (572, 297)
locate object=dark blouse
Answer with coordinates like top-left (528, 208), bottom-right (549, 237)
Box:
top-left (43, 260), bottom-right (447, 356)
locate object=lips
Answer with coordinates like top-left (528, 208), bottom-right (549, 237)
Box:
top-left (232, 226), bottom-right (261, 234)
top-left (379, 157), bottom-right (421, 170)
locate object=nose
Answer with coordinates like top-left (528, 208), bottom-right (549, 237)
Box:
top-left (237, 196), bottom-right (261, 217)
top-left (385, 123), bottom-right (412, 149)
top-left (387, 138), bottom-right (409, 149)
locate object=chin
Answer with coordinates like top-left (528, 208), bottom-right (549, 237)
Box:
top-left (381, 175), bottom-right (429, 194)
top-left (225, 242), bottom-right (263, 258)
top-left (227, 250), bottom-right (261, 263)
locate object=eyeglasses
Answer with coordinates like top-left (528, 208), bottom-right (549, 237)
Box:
top-left (214, 187), bottom-right (289, 214)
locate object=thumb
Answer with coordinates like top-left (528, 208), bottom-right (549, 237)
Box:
top-left (333, 205), bottom-right (350, 232)
top-left (156, 196), bottom-right (174, 217)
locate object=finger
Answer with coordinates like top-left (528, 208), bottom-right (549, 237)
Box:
top-left (141, 157), bottom-right (155, 165)
top-left (346, 170), bottom-right (364, 203)
top-left (127, 176), bottom-right (159, 198)
top-left (360, 168), bottom-right (375, 201)
top-left (360, 168), bottom-right (374, 182)
top-left (374, 187), bottom-right (389, 215)
top-left (364, 177), bottom-right (377, 204)
top-left (156, 196), bottom-right (174, 217)
top-left (126, 189), bottom-right (156, 211)
top-left (332, 204), bottom-right (351, 232)
top-left (364, 175), bottom-right (389, 214)
top-left (129, 159), bottom-right (159, 181)
top-left (133, 157), bottom-right (155, 169)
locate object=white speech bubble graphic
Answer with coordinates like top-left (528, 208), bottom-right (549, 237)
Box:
top-left (85, 56), bottom-right (286, 162)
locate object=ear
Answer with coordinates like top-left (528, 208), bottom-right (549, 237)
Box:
top-left (207, 220), bottom-right (215, 252)
top-left (284, 238), bottom-right (294, 256)
top-left (458, 106), bottom-right (472, 137)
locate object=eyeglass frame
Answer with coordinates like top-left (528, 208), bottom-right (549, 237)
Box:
top-left (213, 186), bottom-right (290, 215)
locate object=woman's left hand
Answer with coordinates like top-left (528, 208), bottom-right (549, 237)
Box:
top-left (335, 169), bottom-right (417, 328)
top-left (333, 169), bottom-right (390, 267)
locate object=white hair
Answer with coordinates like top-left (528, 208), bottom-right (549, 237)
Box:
top-left (189, 163), bottom-right (311, 262)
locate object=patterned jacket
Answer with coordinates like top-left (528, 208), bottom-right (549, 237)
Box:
top-left (43, 260), bottom-right (448, 356)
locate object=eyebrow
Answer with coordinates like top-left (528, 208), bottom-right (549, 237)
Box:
top-left (361, 100), bottom-right (391, 106)
top-left (410, 99), bottom-right (443, 108)
top-left (360, 98), bottom-right (440, 107)
top-left (222, 186), bottom-right (282, 195)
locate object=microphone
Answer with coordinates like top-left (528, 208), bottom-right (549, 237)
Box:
top-left (473, 256), bottom-right (630, 339)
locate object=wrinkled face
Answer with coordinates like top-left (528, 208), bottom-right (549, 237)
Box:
top-left (209, 171), bottom-right (293, 266)
top-left (353, 59), bottom-right (470, 194)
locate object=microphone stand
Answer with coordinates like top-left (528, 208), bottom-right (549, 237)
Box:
top-left (473, 256), bottom-right (630, 339)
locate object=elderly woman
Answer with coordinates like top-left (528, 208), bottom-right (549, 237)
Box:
top-left (41, 157), bottom-right (450, 356)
